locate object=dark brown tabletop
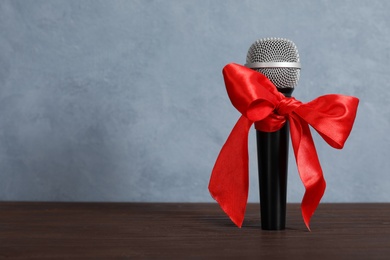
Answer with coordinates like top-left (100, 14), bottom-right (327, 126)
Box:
top-left (1, 202), bottom-right (389, 259)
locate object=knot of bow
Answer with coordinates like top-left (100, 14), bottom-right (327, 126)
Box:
top-left (208, 63), bottom-right (359, 230)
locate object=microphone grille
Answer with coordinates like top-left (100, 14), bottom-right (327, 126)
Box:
top-left (246, 38), bottom-right (300, 89)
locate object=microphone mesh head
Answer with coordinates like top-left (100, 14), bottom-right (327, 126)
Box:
top-left (246, 38), bottom-right (300, 89)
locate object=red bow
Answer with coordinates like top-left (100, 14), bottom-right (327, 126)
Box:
top-left (209, 63), bottom-right (359, 230)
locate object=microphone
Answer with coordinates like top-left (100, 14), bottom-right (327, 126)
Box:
top-left (245, 38), bottom-right (301, 230)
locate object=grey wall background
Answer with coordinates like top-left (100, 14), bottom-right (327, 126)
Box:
top-left (0, 0), bottom-right (389, 203)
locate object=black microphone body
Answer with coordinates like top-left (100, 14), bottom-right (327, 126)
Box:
top-left (256, 88), bottom-right (293, 230)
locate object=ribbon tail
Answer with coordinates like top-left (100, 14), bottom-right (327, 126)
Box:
top-left (209, 115), bottom-right (253, 228)
top-left (289, 115), bottom-right (326, 231)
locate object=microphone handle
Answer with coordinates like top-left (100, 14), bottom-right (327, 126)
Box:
top-left (257, 88), bottom-right (293, 230)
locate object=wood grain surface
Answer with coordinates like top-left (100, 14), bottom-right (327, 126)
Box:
top-left (1, 202), bottom-right (389, 259)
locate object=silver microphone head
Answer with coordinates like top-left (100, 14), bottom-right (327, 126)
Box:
top-left (245, 38), bottom-right (301, 89)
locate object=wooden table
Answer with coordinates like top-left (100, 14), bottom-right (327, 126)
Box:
top-left (1, 202), bottom-right (389, 259)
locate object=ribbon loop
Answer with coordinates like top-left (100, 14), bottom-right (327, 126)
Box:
top-left (209, 63), bottom-right (359, 229)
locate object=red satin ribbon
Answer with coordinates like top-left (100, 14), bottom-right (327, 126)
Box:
top-left (209, 63), bottom-right (359, 230)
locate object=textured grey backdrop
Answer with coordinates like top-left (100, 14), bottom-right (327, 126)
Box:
top-left (0, 0), bottom-right (389, 203)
